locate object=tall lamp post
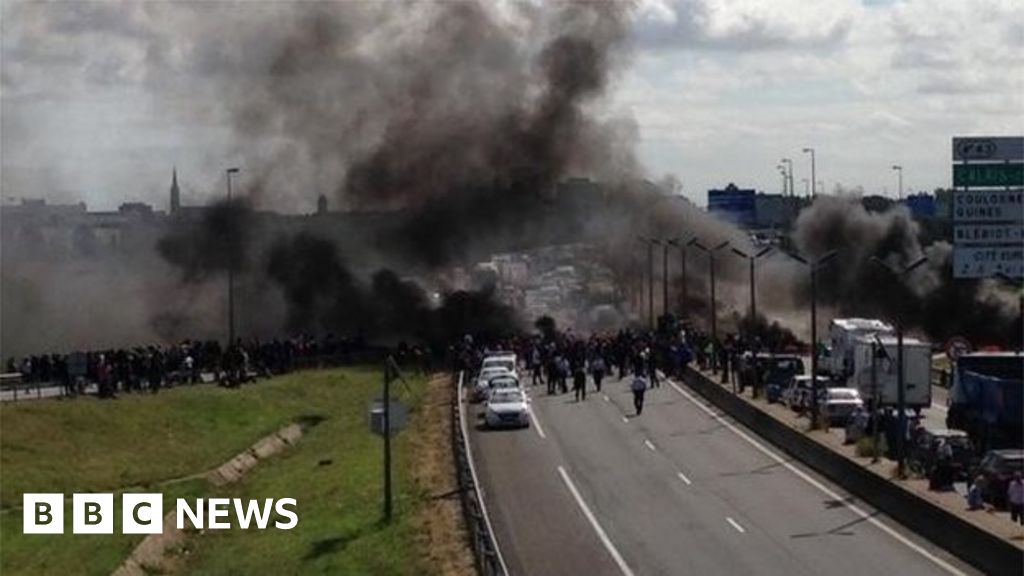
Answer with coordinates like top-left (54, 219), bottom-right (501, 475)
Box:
top-left (802, 147), bottom-right (816, 198)
top-left (780, 158), bottom-right (794, 197)
top-left (667, 238), bottom-right (687, 318)
top-left (690, 239), bottom-right (731, 371)
top-left (892, 165), bottom-right (903, 200)
top-left (731, 247), bottom-right (772, 329)
top-left (870, 255), bottom-right (928, 478)
top-left (785, 249), bottom-right (837, 429)
top-left (660, 238), bottom-right (673, 321)
top-left (637, 237), bottom-right (657, 330)
top-left (226, 167), bottom-right (240, 346)
top-left (776, 165), bottom-right (788, 195)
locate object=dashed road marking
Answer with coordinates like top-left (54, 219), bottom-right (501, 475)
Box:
top-left (644, 439), bottom-right (657, 452)
top-left (677, 471), bottom-right (692, 485)
top-left (603, 394), bottom-right (611, 402)
top-left (621, 416), bottom-right (629, 423)
top-left (726, 517), bottom-right (746, 533)
top-left (667, 378), bottom-right (967, 576)
top-left (557, 466), bottom-right (635, 576)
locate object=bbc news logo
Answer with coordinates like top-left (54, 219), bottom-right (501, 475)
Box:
top-left (23, 494), bottom-right (298, 534)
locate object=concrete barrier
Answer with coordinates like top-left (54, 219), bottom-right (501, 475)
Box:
top-left (682, 367), bottom-right (1023, 576)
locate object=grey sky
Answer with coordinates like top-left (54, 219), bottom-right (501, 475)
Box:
top-left (2, 0), bottom-right (1022, 211)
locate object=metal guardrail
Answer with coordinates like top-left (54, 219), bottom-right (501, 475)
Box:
top-left (452, 371), bottom-right (509, 576)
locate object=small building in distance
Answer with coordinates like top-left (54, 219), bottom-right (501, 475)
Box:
top-left (707, 183), bottom-right (756, 228)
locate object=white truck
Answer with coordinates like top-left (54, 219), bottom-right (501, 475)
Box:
top-left (827, 318), bottom-right (894, 378)
top-left (828, 318), bottom-right (930, 409)
top-left (847, 334), bottom-right (932, 409)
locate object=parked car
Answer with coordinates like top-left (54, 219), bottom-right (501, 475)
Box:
top-left (473, 367), bottom-right (513, 402)
top-left (484, 389), bottom-right (530, 429)
top-left (907, 427), bottom-right (975, 482)
top-left (481, 353), bottom-right (518, 380)
top-left (975, 449), bottom-right (1024, 508)
top-left (816, 387), bottom-right (864, 426)
top-left (782, 375), bottom-right (829, 412)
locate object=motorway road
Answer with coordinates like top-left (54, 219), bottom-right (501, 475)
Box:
top-left (467, 373), bottom-right (978, 576)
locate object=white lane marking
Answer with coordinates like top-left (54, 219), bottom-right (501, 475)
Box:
top-left (621, 416), bottom-right (629, 423)
top-left (677, 471), bottom-right (692, 485)
top-left (644, 439), bottom-right (657, 452)
top-left (667, 378), bottom-right (967, 576)
top-left (726, 517), bottom-right (746, 533)
top-left (603, 394), bottom-right (611, 402)
top-left (557, 466), bottom-right (635, 576)
top-left (528, 407), bottom-right (547, 439)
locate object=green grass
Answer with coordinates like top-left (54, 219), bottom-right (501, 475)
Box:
top-left (0, 366), bottom-right (430, 576)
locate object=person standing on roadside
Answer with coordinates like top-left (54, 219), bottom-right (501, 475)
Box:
top-left (1008, 472), bottom-right (1024, 525)
top-left (631, 373), bottom-right (648, 415)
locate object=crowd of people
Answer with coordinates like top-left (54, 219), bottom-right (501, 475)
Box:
top-left (2, 334), bottom-right (418, 398)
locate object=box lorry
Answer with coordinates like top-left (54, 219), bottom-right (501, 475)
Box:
top-left (846, 334), bottom-right (932, 409)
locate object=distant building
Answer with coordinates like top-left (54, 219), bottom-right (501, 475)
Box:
top-left (707, 184), bottom-right (757, 228)
top-left (902, 192), bottom-right (936, 219)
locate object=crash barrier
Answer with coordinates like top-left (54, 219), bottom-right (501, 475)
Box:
top-left (682, 367), bottom-right (1022, 576)
top-left (0, 372), bottom-right (37, 401)
top-left (452, 371), bottom-right (509, 576)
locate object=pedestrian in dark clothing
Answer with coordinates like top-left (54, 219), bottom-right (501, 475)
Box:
top-left (591, 356), bottom-right (606, 392)
top-left (646, 349), bottom-right (660, 388)
top-left (631, 374), bottom-right (648, 415)
top-left (573, 366), bottom-right (587, 401)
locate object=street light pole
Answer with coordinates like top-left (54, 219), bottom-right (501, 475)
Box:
top-left (781, 158), bottom-right (794, 197)
top-left (786, 250), bottom-right (838, 429)
top-left (668, 238), bottom-right (689, 318)
top-left (892, 165), bottom-right (903, 200)
top-left (870, 255), bottom-right (928, 478)
top-left (777, 165), bottom-right (788, 195)
top-left (691, 240), bottom-right (730, 371)
top-left (803, 148), bottom-right (816, 198)
top-left (225, 167), bottom-right (240, 347)
top-left (731, 247), bottom-right (772, 329)
top-left (662, 240), bottom-right (670, 319)
top-left (638, 237), bottom-right (656, 330)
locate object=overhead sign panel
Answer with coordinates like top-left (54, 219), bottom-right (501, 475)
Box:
top-left (953, 137), bottom-right (1024, 162)
top-left (952, 189), bottom-right (1023, 222)
top-left (953, 246), bottom-right (1023, 278)
top-left (953, 163), bottom-right (1024, 188)
top-left (954, 224), bottom-right (1023, 245)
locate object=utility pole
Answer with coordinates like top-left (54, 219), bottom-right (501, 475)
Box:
top-left (892, 165), bottom-right (904, 200)
top-left (225, 167), bottom-right (240, 347)
top-left (662, 240), bottom-right (670, 320)
top-left (383, 359), bottom-right (393, 522)
top-left (871, 255), bottom-right (928, 477)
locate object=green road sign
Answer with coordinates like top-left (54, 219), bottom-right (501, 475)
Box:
top-left (954, 163), bottom-right (1024, 187)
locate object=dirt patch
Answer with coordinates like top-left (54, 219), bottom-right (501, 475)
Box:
top-left (409, 374), bottom-right (476, 576)
top-left (111, 422), bottom-right (308, 576)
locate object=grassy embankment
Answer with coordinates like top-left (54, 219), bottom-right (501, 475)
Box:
top-left (0, 366), bottom-right (455, 575)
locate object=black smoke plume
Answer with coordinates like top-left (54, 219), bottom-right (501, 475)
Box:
top-left (791, 196), bottom-right (1018, 347)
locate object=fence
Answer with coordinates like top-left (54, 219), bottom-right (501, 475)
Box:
top-left (451, 371), bottom-right (508, 576)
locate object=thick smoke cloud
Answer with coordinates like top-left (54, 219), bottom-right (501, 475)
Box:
top-left (790, 196), bottom-right (1018, 346)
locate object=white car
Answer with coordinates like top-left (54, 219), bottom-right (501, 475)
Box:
top-left (485, 389), bottom-right (530, 429)
top-left (816, 387), bottom-right (864, 425)
top-left (481, 354), bottom-right (518, 381)
top-left (473, 367), bottom-right (513, 402)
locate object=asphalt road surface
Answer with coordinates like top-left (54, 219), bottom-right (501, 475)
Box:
top-left (467, 373), bottom-right (978, 576)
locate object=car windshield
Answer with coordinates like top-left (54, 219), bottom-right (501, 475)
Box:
top-left (491, 391), bottom-right (523, 404)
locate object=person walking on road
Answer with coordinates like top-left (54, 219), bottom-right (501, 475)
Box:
top-left (573, 364), bottom-right (587, 402)
top-left (1008, 472), bottom-right (1024, 525)
top-left (631, 374), bottom-right (649, 415)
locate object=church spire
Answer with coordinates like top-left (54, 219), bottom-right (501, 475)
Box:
top-left (170, 166), bottom-right (180, 214)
